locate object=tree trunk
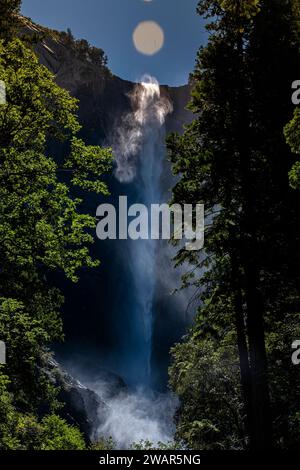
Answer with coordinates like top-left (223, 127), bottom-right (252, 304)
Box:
top-left (231, 254), bottom-right (253, 445)
top-left (235, 29), bottom-right (273, 449)
top-left (244, 259), bottom-right (272, 448)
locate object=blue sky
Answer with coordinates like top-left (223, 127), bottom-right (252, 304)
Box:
top-left (21, 0), bottom-right (207, 86)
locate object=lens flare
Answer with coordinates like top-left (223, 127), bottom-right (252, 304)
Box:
top-left (133, 21), bottom-right (164, 56)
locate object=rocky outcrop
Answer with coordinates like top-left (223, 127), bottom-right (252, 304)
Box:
top-left (46, 359), bottom-right (109, 442)
top-left (20, 16), bottom-right (192, 141)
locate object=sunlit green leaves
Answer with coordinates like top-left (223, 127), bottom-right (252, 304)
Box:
top-left (0, 35), bottom-right (112, 445)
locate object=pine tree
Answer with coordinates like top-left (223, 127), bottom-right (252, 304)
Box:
top-left (0, 0), bottom-right (21, 41)
top-left (168, 0), bottom-right (300, 449)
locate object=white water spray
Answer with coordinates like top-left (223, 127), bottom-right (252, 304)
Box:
top-left (114, 75), bottom-right (173, 184)
top-left (97, 389), bottom-right (178, 449)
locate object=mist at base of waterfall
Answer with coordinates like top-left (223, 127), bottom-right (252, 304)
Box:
top-left (96, 387), bottom-right (179, 449)
top-left (59, 356), bottom-right (180, 450)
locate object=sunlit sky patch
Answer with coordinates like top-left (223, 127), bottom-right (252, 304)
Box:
top-left (21, 0), bottom-right (207, 86)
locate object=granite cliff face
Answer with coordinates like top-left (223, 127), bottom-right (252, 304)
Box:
top-left (44, 358), bottom-right (109, 442)
top-left (21, 17), bottom-right (192, 141)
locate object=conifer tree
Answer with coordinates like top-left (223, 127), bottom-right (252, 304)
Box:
top-left (168, 0), bottom-right (300, 449)
top-left (0, 0), bottom-right (21, 41)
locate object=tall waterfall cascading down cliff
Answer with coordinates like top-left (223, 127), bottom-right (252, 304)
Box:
top-left (93, 76), bottom-right (179, 446)
top-left (113, 75), bottom-right (173, 386)
top-left (62, 74), bottom-right (194, 446)
top-left (53, 74), bottom-right (191, 446)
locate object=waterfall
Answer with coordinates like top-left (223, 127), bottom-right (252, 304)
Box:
top-left (113, 75), bottom-right (173, 386)
top-left (58, 76), bottom-right (191, 448)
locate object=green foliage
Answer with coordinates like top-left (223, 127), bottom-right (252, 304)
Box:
top-left (285, 108), bottom-right (300, 188)
top-left (197, 0), bottom-right (260, 33)
top-left (67, 137), bottom-right (112, 194)
top-left (170, 316), bottom-right (300, 450)
top-left (58, 31), bottom-right (108, 71)
top-left (90, 437), bottom-right (115, 450)
top-left (0, 38), bottom-right (112, 284)
top-left (169, 333), bottom-right (244, 450)
top-left (0, 371), bottom-right (85, 450)
top-left (39, 415), bottom-right (86, 450)
top-left (92, 437), bottom-right (182, 451)
top-left (218, 0), bottom-right (260, 19)
top-left (0, 297), bottom-right (62, 411)
top-left (265, 314), bottom-right (300, 448)
top-left (168, 0), bottom-right (300, 450)
top-left (0, 372), bottom-right (20, 449)
top-left (130, 440), bottom-right (183, 451)
top-left (0, 0), bottom-right (21, 41)
top-left (0, 6), bottom-right (112, 449)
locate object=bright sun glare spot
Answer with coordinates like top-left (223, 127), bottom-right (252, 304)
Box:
top-left (133, 21), bottom-right (164, 56)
